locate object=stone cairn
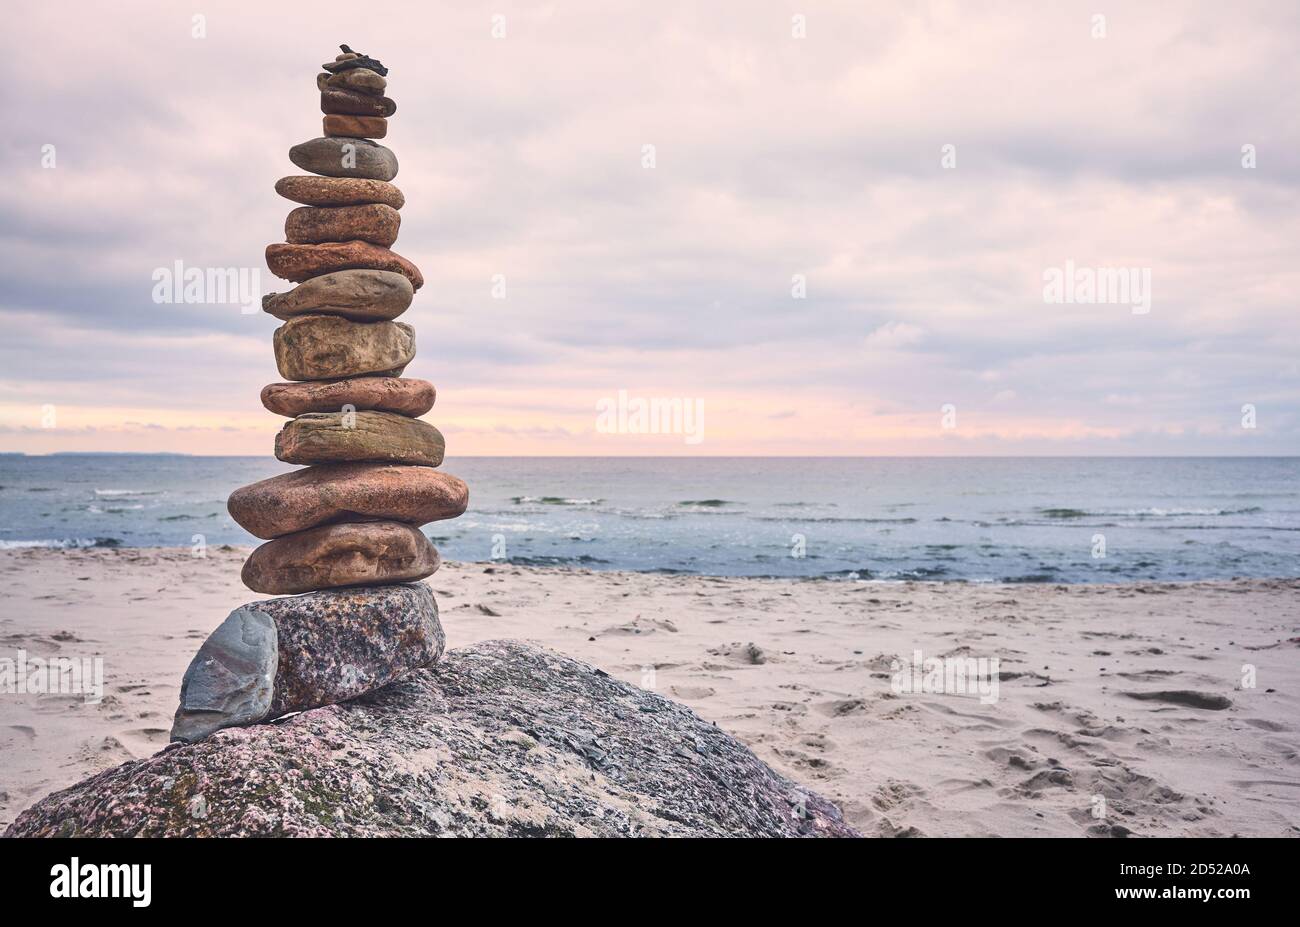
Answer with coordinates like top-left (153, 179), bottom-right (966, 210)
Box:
top-left (170, 46), bottom-right (469, 744)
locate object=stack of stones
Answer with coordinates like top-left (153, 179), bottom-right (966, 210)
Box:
top-left (170, 46), bottom-right (469, 744)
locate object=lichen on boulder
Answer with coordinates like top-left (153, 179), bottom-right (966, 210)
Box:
top-left (10, 641), bottom-right (857, 838)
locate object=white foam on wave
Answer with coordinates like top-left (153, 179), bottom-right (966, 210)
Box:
top-left (0, 537), bottom-right (119, 550)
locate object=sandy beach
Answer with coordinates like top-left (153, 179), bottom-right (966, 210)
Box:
top-left (1, 546), bottom-right (1297, 836)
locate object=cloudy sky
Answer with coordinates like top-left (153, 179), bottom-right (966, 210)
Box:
top-left (2, 0), bottom-right (1297, 455)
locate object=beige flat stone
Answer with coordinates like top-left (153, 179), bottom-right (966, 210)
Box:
top-left (275, 176), bottom-right (404, 209)
top-left (262, 270), bottom-right (413, 322)
top-left (275, 410), bottom-right (445, 467)
top-left (272, 315), bottom-right (414, 381)
top-left (241, 521), bottom-right (439, 594)
top-left (285, 204), bottom-right (400, 247)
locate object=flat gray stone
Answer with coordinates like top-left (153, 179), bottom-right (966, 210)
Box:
top-left (171, 607), bottom-right (277, 744)
top-left (262, 269), bottom-right (413, 322)
top-left (289, 137), bottom-right (398, 181)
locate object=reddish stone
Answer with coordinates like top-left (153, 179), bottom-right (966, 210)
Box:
top-left (227, 463), bottom-right (469, 539)
top-left (261, 377), bottom-right (435, 418)
top-left (266, 241), bottom-right (423, 289)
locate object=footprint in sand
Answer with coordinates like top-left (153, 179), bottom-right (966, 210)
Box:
top-left (598, 616), bottom-right (679, 636)
top-left (814, 698), bottom-right (868, 717)
top-left (669, 685), bottom-right (716, 700)
top-left (708, 642), bottom-right (768, 665)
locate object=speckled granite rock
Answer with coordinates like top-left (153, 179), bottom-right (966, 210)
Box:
top-left (242, 521), bottom-right (440, 594)
top-left (8, 641), bottom-right (856, 837)
top-left (169, 583), bottom-right (443, 744)
top-left (275, 410), bottom-right (444, 466)
top-left (228, 462), bottom-right (469, 539)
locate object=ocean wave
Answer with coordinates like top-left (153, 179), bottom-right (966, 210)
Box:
top-left (511, 496), bottom-right (602, 506)
top-left (824, 566), bottom-right (951, 581)
top-left (0, 537), bottom-right (123, 550)
top-left (677, 499), bottom-right (734, 507)
top-left (1038, 505), bottom-right (1262, 519)
top-left (753, 515), bottom-right (918, 524)
top-left (1000, 572), bottom-right (1062, 583)
top-left (93, 488), bottom-right (166, 498)
top-left (503, 554), bottom-right (613, 567)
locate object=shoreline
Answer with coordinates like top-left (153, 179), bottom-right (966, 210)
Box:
top-left (1, 541), bottom-right (1297, 587)
top-left (2, 547), bottom-right (1298, 836)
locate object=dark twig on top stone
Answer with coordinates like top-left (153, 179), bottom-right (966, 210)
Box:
top-left (323, 44), bottom-right (389, 77)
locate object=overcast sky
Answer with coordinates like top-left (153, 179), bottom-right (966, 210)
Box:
top-left (1, 0), bottom-right (1297, 455)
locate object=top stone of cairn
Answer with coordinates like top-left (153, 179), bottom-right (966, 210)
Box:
top-left (322, 44), bottom-right (388, 77)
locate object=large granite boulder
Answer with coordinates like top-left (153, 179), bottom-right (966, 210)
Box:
top-left (6, 641), bottom-right (857, 838)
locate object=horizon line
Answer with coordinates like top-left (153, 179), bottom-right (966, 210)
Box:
top-left (4, 452), bottom-right (1299, 460)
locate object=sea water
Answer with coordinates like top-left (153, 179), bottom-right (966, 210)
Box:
top-left (1, 454), bottom-right (1296, 582)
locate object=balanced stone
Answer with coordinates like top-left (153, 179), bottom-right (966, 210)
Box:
top-left (170, 583), bottom-right (442, 743)
top-left (285, 204), bottom-right (400, 247)
top-left (273, 315), bottom-right (414, 381)
top-left (275, 410), bottom-right (445, 466)
top-left (323, 114), bottom-right (387, 138)
top-left (320, 67), bottom-right (386, 95)
top-left (289, 137), bottom-right (397, 181)
top-left (322, 51), bottom-right (388, 77)
top-left (262, 269), bottom-right (413, 322)
top-left (261, 377), bottom-right (435, 418)
top-left (275, 175), bottom-right (404, 209)
top-left (266, 241), bottom-right (423, 289)
top-left (228, 463), bottom-right (469, 539)
top-left (241, 521), bottom-right (439, 595)
top-left (321, 88), bottom-right (396, 118)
